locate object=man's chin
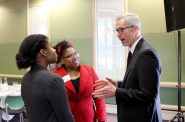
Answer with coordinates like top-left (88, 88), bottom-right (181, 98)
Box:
top-left (121, 42), bottom-right (126, 47)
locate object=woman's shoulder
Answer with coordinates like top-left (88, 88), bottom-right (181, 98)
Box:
top-left (37, 70), bottom-right (61, 82)
top-left (51, 66), bottom-right (64, 73)
top-left (80, 64), bottom-right (92, 69)
top-left (80, 64), bottom-right (96, 74)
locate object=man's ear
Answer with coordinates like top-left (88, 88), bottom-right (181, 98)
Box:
top-left (39, 49), bottom-right (47, 56)
top-left (131, 26), bottom-right (138, 33)
top-left (133, 25), bottom-right (137, 31)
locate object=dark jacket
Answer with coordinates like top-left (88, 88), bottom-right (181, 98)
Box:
top-left (116, 38), bottom-right (162, 122)
top-left (21, 65), bottom-right (74, 122)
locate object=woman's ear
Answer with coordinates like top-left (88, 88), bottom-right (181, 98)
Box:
top-left (40, 49), bottom-right (47, 56)
top-left (61, 58), bottom-right (65, 65)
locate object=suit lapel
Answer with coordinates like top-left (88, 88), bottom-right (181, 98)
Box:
top-left (78, 65), bottom-right (88, 97)
top-left (121, 38), bottom-right (144, 87)
top-left (56, 66), bottom-right (89, 96)
top-left (56, 67), bottom-right (77, 94)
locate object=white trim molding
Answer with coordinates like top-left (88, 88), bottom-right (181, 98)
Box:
top-left (0, 74), bottom-right (23, 79)
top-left (160, 81), bottom-right (185, 88)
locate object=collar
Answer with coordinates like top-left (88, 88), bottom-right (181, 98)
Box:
top-left (129, 36), bottom-right (142, 54)
top-left (31, 64), bottom-right (48, 71)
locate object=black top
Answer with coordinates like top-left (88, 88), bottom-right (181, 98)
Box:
top-left (71, 77), bottom-right (80, 94)
top-left (21, 65), bottom-right (74, 122)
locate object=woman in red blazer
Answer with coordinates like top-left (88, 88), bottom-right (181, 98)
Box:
top-left (52, 40), bottom-right (106, 122)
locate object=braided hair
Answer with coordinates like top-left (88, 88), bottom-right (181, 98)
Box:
top-left (16, 34), bottom-right (48, 69)
top-left (54, 40), bottom-right (73, 63)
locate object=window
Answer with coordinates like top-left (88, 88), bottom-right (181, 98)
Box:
top-left (28, 2), bottom-right (49, 35)
top-left (95, 0), bottom-right (126, 81)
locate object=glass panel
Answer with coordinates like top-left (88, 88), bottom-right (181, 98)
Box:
top-left (95, 0), bottom-right (125, 81)
top-left (29, 3), bottom-right (49, 35)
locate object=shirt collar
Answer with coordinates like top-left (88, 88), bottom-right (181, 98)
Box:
top-left (129, 36), bottom-right (142, 54)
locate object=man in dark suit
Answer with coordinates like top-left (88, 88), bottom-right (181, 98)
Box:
top-left (93, 13), bottom-right (162, 122)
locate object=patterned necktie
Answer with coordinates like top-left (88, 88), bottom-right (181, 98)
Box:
top-left (127, 51), bottom-right (132, 69)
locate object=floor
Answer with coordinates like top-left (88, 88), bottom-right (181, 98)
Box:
top-left (1, 113), bottom-right (177, 122)
top-left (3, 113), bottom-right (118, 122)
top-left (107, 113), bottom-right (117, 122)
top-left (106, 113), bottom-right (176, 122)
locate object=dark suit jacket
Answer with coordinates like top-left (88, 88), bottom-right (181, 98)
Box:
top-left (116, 38), bottom-right (162, 122)
top-left (21, 65), bottom-right (74, 122)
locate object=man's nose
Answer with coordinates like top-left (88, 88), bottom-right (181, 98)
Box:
top-left (117, 33), bottom-right (121, 37)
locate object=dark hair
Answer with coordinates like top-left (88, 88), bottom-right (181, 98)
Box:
top-left (16, 34), bottom-right (48, 69)
top-left (54, 40), bottom-right (73, 63)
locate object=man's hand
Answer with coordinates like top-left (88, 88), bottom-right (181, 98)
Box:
top-left (106, 77), bottom-right (118, 87)
top-left (92, 78), bottom-right (117, 98)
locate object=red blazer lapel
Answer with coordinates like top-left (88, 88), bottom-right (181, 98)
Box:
top-left (78, 65), bottom-right (89, 96)
top-left (52, 67), bottom-right (76, 94)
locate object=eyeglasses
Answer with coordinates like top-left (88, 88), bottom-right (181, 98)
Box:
top-left (115, 25), bottom-right (134, 34)
top-left (62, 51), bottom-right (79, 59)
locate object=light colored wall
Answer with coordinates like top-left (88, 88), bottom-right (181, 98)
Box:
top-left (49, 0), bottom-right (93, 66)
top-left (0, 0), bottom-right (27, 74)
top-left (127, 0), bottom-right (166, 33)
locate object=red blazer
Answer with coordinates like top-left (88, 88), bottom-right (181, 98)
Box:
top-left (52, 65), bottom-right (106, 122)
